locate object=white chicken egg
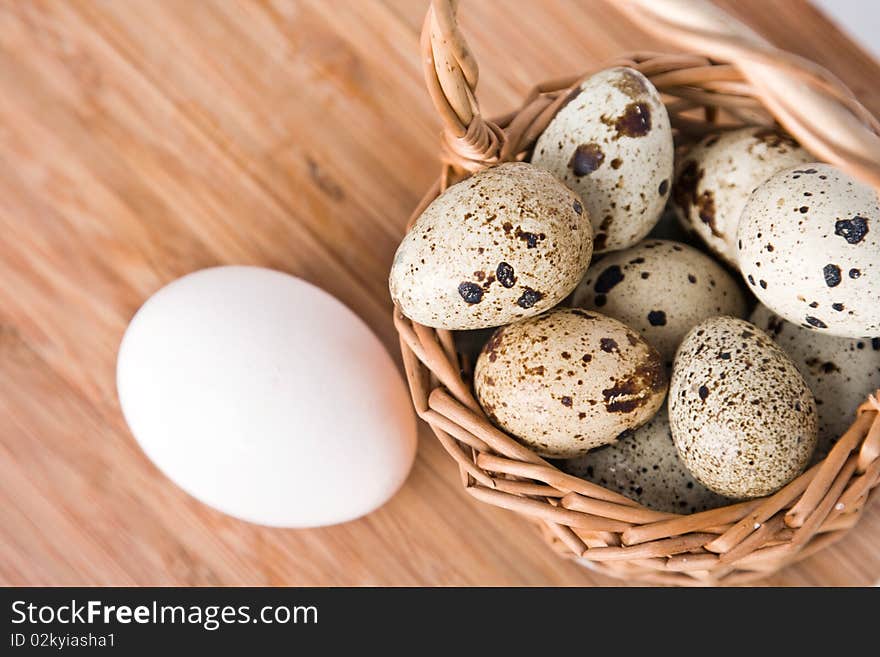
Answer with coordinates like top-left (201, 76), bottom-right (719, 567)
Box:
top-left (117, 266), bottom-right (417, 528)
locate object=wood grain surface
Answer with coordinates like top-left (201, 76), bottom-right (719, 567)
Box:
top-left (1, 0), bottom-right (878, 586)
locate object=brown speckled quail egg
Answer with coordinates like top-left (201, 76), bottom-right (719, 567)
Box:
top-left (670, 316), bottom-right (818, 499)
top-left (562, 409), bottom-right (729, 514)
top-left (389, 162), bottom-right (592, 330)
top-left (738, 163), bottom-right (880, 338)
top-left (531, 67), bottom-right (673, 253)
top-left (673, 127), bottom-right (811, 266)
top-left (750, 303), bottom-right (880, 459)
top-left (474, 308), bottom-right (668, 458)
top-left (571, 239), bottom-right (747, 365)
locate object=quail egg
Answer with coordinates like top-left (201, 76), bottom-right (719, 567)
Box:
top-left (572, 239), bottom-right (747, 365)
top-left (673, 127), bottom-right (811, 266)
top-left (738, 163), bottom-right (880, 338)
top-left (474, 308), bottom-right (667, 458)
top-left (531, 67), bottom-right (673, 253)
top-left (750, 302), bottom-right (880, 459)
top-left (390, 162), bottom-right (592, 330)
top-left (669, 316), bottom-right (818, 499)
top-left (562, 409), bottom-right (729, 514)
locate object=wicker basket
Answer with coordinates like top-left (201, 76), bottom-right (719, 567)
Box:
top-left (393, 0), bottom-right (880, 585)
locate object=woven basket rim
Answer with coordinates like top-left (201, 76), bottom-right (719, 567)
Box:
top-left (394, 0), bottom-right (880, 586)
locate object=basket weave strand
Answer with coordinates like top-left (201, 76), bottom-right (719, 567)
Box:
top-left (394, 0), bottom-right (880, 585)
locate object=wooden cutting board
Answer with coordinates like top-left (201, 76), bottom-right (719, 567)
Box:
top-left (1, 0), bottom-right (877, 586)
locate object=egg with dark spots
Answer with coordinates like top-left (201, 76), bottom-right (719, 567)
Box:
top-left (572, 240), bottom-right (747, 363)
top-left (750, 303), bottom-right (880, 460)
top-left (669, 316), bottom-right (817, 499)
top-left (389, 163), bottom-right (593, 329)
top-left (531, 67), bottom-right (672, 253)
top-left (738, 163), bottom-right (880, 338)
top-left (562, 409), bottom-right (729, 514)
top-left (672, 127), bottom-right (811, 267)
top-left (474, 308), bottom-right (667, 458)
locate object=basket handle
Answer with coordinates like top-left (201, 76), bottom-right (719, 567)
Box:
top-left (422, 0), bottom-right (880, 190)
top-left (615, 0), bottom-right (880, 189)
top-left (421, 0), bottom-right (504, 173)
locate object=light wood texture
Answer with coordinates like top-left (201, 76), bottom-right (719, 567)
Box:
top-left (1, 0), bottom-right (877, 586)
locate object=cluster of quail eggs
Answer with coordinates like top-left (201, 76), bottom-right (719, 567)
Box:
top-left (390, 67), bottom-right (880, 512)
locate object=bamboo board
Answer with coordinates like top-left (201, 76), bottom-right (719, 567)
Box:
top-left (1, 0), bottom-right (877, 586)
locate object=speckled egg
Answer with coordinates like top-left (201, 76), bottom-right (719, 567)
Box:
top-left (673, 127), bottom-right (811, 266)
top-left (750, 303), bottom-right (880, 459)
top-left (738, 163), bottom-right (880, 338)
top-left (389, 162), bottom-right (592, 330)
top-left (562, 409), bottom-right (729, 514)
top-left (670, 316), bottom-right (818, 499)
top-left (531, 67), bottom-right (673, 253)
top-left (571, 239), bottom-right (748, 365)
top-left (474, 308), bottom-right (668, 458)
